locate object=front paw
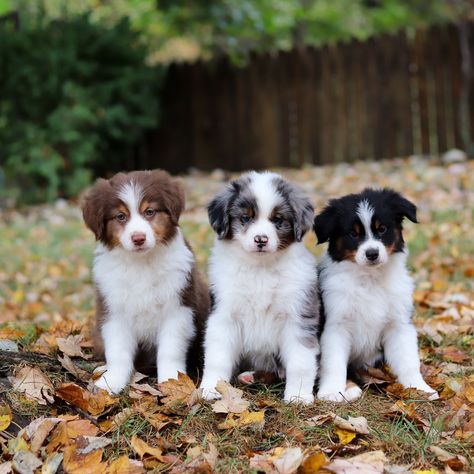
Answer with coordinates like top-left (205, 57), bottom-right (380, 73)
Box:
top-left (95, 372), bottom-right (128, 395)
top-left (317, 385), bottom-right (362, 403)
top-left (404, 381), bottom-right (439, 400)
top-left (283, 391), bottom-right (314, 405)
top-left (201, 386), bottom-right (221, 401)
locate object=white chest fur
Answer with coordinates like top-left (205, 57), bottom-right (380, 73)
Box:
top-left (93, 230), bottom-right (193, 342)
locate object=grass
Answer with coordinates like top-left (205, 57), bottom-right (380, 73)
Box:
top-left (0, 157), bottom-right (473, 471)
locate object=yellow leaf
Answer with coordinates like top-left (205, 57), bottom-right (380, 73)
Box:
top-left (300, 451), bottom-right (328, 473)
top-left (0, 404), bottom-right (12, 432)
top-left (413, 470), bottom-right (439, 474)
top-left (62, 444), bottom-right (106, 474)
top-left (106, 456), bottom-right (145, 474)
top-left (238, 410), bottom-right (265, 428)
top-left (334, 427), bottom-right (356, 445)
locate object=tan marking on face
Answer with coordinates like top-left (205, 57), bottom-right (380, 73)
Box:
top-left (353, 223), bottom-right (361, 236)
top-left (386, 243), bottom-right (396, 255)
top-left (105, 205), bottom-right (129, 249)
top-left (139, 199), bottom-right (176, 244)
top-left (343, 249), bottom-right (357, 262)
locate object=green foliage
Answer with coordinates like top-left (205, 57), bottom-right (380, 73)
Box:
top-left (0, 15), bottom-right (163, 204)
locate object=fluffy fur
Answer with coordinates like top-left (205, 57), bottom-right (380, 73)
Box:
top-left (82, 170), bottom-right (209, 394)
top-left (200, 171), bottom-right (320, 404)
top-left (314, 188), bottom-right (438, 402)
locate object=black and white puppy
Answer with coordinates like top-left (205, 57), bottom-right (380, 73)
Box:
top-left (314, 188), bottom-right (438, 402)
top-left (200, 171), bottom-right (320, 404)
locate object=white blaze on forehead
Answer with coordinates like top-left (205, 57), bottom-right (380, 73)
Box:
top-left (248, 171), bottom-right (283, 218)
top-left (118, 181), bottom-right (143, 215)
top-left (356, 199), bottom-right (374, 239)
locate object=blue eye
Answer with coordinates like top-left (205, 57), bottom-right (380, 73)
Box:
top-left (240, 215), bottom-right (251, 224)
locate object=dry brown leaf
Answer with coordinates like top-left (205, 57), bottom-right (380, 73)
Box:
top-left (130, 435), bottom-right (165, 461)
top-left (217, 410), bottom-right (265, 430)
top-left (8, 366), bottom-right (55, 405)
top-left (212, 380), bottom-right (250, 414)
top-left (106, 456), bottom-right (145, 474)
top-left (333, 415), bottom-right (370, 435)
top-left (24, 416), bottom-right (61, 453)
top-left (0, 327), bottom-right (26, 340)
top-left (300, 451), bottom-right (328, 473)
top-left (58, 353), bottom-right (90, 380)
top-left (429, 445), bottom-right (468, 471)
top-left (129, 383), bottom-right (162, 399)
top-left (76, 435), bottom-right (112, 454)
top-left (57, 334), bottom-right (88, 358)
top-left (158, 372), bottom-right (196, 406)
top-left (62, 443), bottom-right (106, 474)
top-left (0, 404), bottom-right (12, 432)
top-left (305, 414), bottom-right (334, 427)
top-left (47, 419), bottom-right (99, 454)
top-left (56, 382), bottom-right (116, 416)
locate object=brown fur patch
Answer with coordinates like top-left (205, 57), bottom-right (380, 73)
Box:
top-left (343, 249), bottom-right (357, 262)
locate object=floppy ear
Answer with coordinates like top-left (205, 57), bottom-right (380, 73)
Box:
top-left (207, 181), bottom-right (240, 239)
top-left (388, 191), bottom-right (418, 223)
top-left (164, 178), bottom-right (185, 226)
top-left (289, 188), bottom-right (314, 242)
top-left (313, 204), bottom-right (338, 244)
top-left (81, 179), bottom-right (111, 241)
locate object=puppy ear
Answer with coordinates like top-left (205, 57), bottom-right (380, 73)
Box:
top-left (165, 178), bottom-right (185, 226)
top-left (291, 191), bottom-right (314, 242)
top-left (208, 181), bottom-right (240, 239)
top-left (81, 179), bottom-right (110, 241)
top-left (313, 204), bottom-right (337, 244)
top-left (386, 190), bottom-right (418, 223)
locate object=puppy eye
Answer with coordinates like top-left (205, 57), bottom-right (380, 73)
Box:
top-left (116, 212), bottom-right (127, 222)
top-left (378, 225), bottom-right (387, 235)
top-left (273, 215), bottom-right (284, 225)
top-left (240, 215), bottom-right (251, 224)
top-left (144, 208), bottom-right (156, 218)
top-left (349, 229), bottom-right (358, 238)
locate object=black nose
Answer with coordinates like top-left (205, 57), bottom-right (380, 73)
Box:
top-left (365, 248), bottom-right (379, 261)
top-left (254, 234), bottom-right (269, 248)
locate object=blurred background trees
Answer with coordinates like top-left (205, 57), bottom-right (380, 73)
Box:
top-left (0, 0), bottom-right (471, 204)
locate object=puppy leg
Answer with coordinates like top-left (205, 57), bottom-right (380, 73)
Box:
top-left (200, 312), bottom-right (240, 400)
top-left (317, 327), bottom-right (360, 402)
top-left (383, 323), bottom-right (438, 400)
top-left (157, 306), bottom-right (195, 383)
top-left (280, 328), bottom-right (318, 404)
top-left (95, 318), bottom-right (136, 394)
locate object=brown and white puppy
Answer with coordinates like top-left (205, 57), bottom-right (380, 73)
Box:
top-left (82, 169), bottom-right (209, 394)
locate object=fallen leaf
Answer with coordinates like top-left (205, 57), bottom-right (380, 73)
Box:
top-left (324, 457), bottom-right (383, 473)
top-left (8, 366), bottom-right (54, 405)
top-left (333, 415), bottom-right (370, 435)
top-left (76, 435), bottom-right (112, 454)
top-left (334, 427), bottom-right (357, 445)
top-left (0, 404), bottom-right (12, 432)
top-left (12, 451), bottom-right (42, 474)
top-left (305, 414), bottom-right (334, 427)
top-left (0, 462), bottom-right (12, 474)
top-left (47, 419), bottom-right (99, 453)
top-left (429, 445), bottom-right (468, 471)
top-left (0, 327), bottom-right (26, 339)
top-left (217, 410), bottom-right (265, 430)
top-left (56, 382), bottom-right (116, 416)
top-left (106, 456), bottom-right (145, 474)
top-left (41, 453), bottom-right (64, 474)
top-left (57, 334), bottom-right (88, 358)
top-left (58, 354), bottom-right (90, 380)
top-left (300, 451), bottom-right (328, 473)
top-left (62, 443), bottom-right (106, 474)
top-left (212, 380), bottom-right (250, 414)
top-left (130, 435), bottom-right (165, 461)
top-left (272, 447), bottom-right (304, 474)
top-left (158, 372), bottom-right (196, 406)
top-left (24, 416), bottom-right (61, 453)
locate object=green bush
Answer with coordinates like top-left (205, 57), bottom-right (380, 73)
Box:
top-left (0, 14), bottom-right (164, 204)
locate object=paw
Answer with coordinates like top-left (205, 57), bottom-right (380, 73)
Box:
top-left (201, 387), bottom-right (221, 401)
top-left (94, 372), bottom-right (128, 395)
top-left (317, 385), bottom-right (362, 403)
top-left (237, 371), bottom-right (256, 385)
top-left (283, 392), bottom-right (314, 405)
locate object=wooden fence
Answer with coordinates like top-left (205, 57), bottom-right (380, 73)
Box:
top-left (141, 22), bottom-right (474, 172)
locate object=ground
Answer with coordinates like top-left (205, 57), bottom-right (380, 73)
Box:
top-left (0, 156), bottom-right (473, 473)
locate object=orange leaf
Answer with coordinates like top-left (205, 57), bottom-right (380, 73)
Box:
top-left (130, 436), bottom-right (165, 461)
top-left (158, 372), bottom-right (196, 406)
top-left (106, 456), bottom-right (145, 474)
top-left (300, 451), bottom-right (328, 473)
top-left (63, 443), bottom-right (106, 474)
